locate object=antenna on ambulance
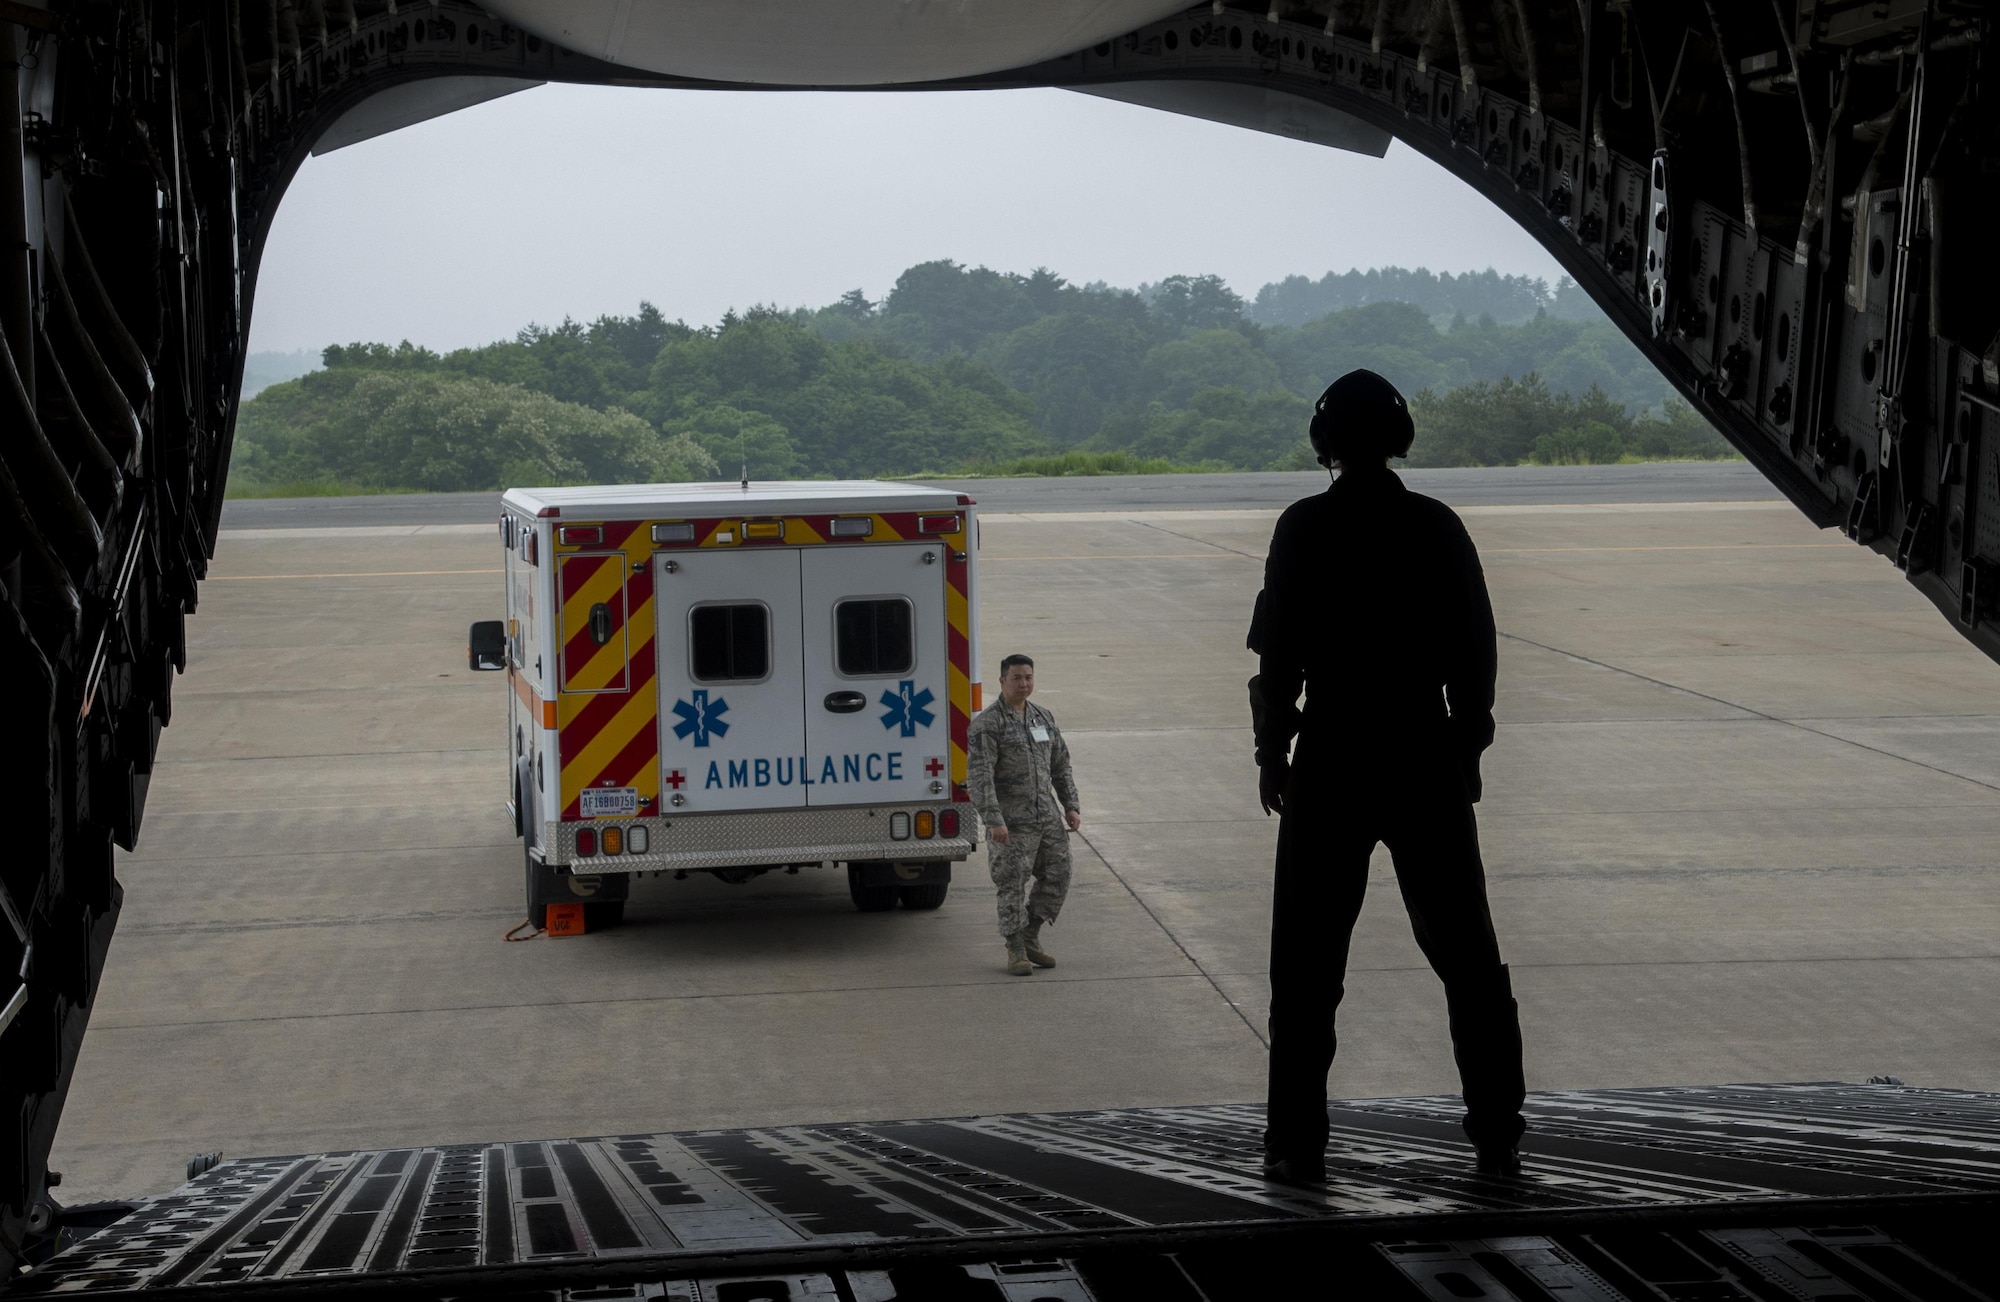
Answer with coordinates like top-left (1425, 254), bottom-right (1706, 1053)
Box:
top-left (740, 463), bottom-right (749, 491)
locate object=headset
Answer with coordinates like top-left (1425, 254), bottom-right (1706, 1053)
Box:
top-left (1307, 368), bottom-right (1416, 467)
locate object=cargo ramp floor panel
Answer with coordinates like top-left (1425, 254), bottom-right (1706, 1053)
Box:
top-left (12, 1083), bottom-right (1998, 1300)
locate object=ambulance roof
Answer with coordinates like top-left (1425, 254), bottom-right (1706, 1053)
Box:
top-left (501, 480), bottom-right (970, 519)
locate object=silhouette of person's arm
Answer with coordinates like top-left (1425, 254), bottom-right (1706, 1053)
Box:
top-left (1246, 588), bottom-right (1271, 744)
top-left (1441, 516), bottom-right (1497, 801)
top-left (1252, 517), bottom-right (1307, 814)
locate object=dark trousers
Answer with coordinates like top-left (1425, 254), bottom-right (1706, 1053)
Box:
top-left (1264, 750), bottom-right (1525, 1162)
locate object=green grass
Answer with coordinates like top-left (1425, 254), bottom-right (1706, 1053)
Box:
top-left (904, 450), bottom-right (1230, 479)
top-left (223, 478), bottom-right (421, 499)
top-left (1523, 451), bottom-right (1747, 467)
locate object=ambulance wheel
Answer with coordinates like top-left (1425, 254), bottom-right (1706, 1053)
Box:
top-left (847, 866), bottom-right (899, 913)
top-left (898, 883), bottom-right (949, 911)
top-left (585, 901), bottom-right (625, 930)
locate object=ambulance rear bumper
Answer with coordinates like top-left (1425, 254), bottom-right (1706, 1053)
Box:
top-left (541, 806), bottom-right (977, 872)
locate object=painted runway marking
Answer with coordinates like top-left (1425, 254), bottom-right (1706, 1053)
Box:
top-left (207, 568), bottom-right (506, 580)
top-left (983, 543), bottom-right (1847, 561)
top-left (1487, 542), bottom-right (1848, 554)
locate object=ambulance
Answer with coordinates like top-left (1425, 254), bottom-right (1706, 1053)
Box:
top-left (468, 481), bottom-right (983, 930)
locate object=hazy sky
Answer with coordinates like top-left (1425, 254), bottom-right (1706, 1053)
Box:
top-left (250, 82), bottom-right (1570, 356)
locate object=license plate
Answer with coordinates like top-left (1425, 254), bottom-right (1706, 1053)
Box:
top-left (580, 787), bottom-right (638, 818)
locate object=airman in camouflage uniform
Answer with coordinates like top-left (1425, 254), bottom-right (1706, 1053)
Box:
top-left (966, 654), bottom-right (1082, 976)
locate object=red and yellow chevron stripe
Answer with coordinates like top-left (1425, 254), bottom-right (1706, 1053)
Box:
top-left (945, 537), bottom-right (972, 801)
top-left (556, 520), bottom-right (658, 821)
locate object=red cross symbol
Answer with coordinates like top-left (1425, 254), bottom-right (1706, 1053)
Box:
top-left (925, 757), bottom-right (945, 777)
top-left (666, 769), bottom-right (687, 790)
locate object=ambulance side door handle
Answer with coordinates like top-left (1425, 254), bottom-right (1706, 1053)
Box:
top-left (824, 691), bottom-right (867, 713)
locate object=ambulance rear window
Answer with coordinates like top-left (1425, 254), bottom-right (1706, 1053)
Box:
top-left (835, 599), bottom-right (914, 676)
top-left (690, 604), bottom-right (770, 682)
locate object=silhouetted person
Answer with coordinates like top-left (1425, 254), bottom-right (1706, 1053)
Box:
top-left (1248, 368), bottom-right (1525, 1185)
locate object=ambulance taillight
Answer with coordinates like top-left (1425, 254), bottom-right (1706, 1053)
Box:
top-left (914, 811), bottom-right (936, 839)
top-left (576, 829), bottom-right (598, 857)
top-left (940, 810), bottom-right (960, 838)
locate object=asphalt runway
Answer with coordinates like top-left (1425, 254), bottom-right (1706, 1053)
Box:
top-left (50, 470), bottom-right (2000, 1205)
top-left (217, 461), bottom-right (1780, 529)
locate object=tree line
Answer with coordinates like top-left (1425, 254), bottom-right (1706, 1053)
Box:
top-left (230, 261), bottom-right (1734, 494)
top-left (1245, 266), bottom-right (1603, 328)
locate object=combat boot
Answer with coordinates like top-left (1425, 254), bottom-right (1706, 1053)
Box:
top-left (1022, 919), bottom-right (1056, 968)
top-left (1003, 932), bottom-right (1033, 977)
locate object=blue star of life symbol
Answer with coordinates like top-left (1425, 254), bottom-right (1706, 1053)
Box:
top-left (671, 690), bottom-right (730, 748)
top-left (878, 680), bottom-right (936, 738)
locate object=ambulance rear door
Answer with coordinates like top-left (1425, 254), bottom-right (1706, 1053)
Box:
top-left (654, 548), bottom-right (807, 810)
top-left (801, 543), bottom-right (949, 807)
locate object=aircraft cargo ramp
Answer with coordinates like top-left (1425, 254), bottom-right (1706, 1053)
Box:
top-left (6, 0), bottom-right (2000, 1292)
top-left (11, 1083), bottom-right (1997, 1300)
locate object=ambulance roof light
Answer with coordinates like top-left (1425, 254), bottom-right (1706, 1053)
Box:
top-left (653, 522), bottom-right (697, 543)
top-left (956, 494), bottom-right (976, 507)
top-left (536, 506), bottom-right (561, 518)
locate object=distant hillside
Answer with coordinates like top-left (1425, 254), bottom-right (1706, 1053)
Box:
top-left (1247, 267), bottom-right (1603, 327)
top-left (232, 261), bottom-right (1732, 493)
top-left (794, 261), bottom-right (1681, 429)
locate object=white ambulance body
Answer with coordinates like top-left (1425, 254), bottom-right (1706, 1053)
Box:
top-left (473, 481), bottom-right (982, 927)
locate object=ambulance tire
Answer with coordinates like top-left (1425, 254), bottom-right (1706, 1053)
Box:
top-left (898, 883), bottom-right (949, 911)
top-left (584, 901), bottom-right (625, 930)
top-left (847, 866), bottom-right (900, 913)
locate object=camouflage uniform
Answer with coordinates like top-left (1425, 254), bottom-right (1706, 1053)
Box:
top-left (966, 698), bottom-right (1081, 938)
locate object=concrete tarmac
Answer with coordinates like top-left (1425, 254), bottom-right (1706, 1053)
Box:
top-left (50, 480), bottom-right (2000, 1203)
